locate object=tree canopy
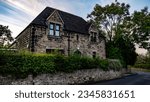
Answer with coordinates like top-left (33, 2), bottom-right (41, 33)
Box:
top-left (87, 1), bottom-right (150, 50)
top-left (131, 7), bottom-right (150, 49)
top-left (0, 24), bottom-right (13, 46)
top-left (87, 0), bottom-right (150, 66)
top-left (87, 1), bottom-right (130, 42)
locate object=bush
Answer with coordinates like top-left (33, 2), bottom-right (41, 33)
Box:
top-left (133, 54), bottom-right (150, 69)
top-left (134, 64), bottom-right (150, 69)
top-left (108, 59), bottom-right (123, 71)
top-left (0, 50), bottom-right (56, 77)
top-left (0, 50), bottom-right (123, 78)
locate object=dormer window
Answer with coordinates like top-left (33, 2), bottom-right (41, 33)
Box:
top-left (49, 23), bottom-right (60, 36)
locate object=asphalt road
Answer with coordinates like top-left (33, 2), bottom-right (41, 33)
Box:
top-left (93, 72), bottom-right (150, 85)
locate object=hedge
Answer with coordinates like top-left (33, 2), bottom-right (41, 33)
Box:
top-left (0, 50), bottom-right (123, 78)
top-left (134, 64), bottom-right (150, 69)
top-left (108, 59), bottom-right (123, 71)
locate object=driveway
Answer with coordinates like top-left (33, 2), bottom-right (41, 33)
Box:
top-left (92, 72), bottom-right (150, 85)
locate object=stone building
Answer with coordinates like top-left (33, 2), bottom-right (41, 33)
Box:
top-left (11, 7), bottom-right (106, 58)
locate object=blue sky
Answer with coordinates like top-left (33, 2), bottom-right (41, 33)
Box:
top-left (0, 0), bottom-right (150, 54)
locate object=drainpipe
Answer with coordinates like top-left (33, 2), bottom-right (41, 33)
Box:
top-left (67, 32), bottom-right (71, 56)
top-left (31, 26), bottom-right (36, 52)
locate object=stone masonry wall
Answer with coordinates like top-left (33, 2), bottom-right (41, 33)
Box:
top-left (34, 10), bottom-right (106, 58)
top-left (0, 69), bottom-right (126, 85)
top-left (15, 26), bottom-right (31, 50)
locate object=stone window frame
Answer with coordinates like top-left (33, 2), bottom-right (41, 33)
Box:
top-left (49, 23), bottom-right (61, 37)
top-left (90, 32), bottom-right (97, 42)
top-left (55, 24), bottom-right (60, 36)
top-left (46, 48), bottom-right (64, 55)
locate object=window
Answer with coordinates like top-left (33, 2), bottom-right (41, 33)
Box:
top-left (55, 24), bottom-right (60, 36)
top-left (46, 49), bottom-right (54, 53)
top-left (46, 49), bottom-right (64, 55)
top-left (74, 50), bottom-right (81, 56)
top-left (49, 23), bottom-right (54, 35)
top-left (93, 33), bottom-right (97, 42)
top-left (49, 23), bottom-right (60, 36)
top-left (76, 34), bottom-right (79, 41)
top-left (91, 32), bottom-right (97, 42)
top-left (92, 52), bottom-right (96, 58)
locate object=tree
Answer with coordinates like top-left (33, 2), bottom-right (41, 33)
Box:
top-left (87, 1), bottom-right (130, 42)
top-left (0, 24), bottom-right (13, 46)
top-left (87, 1), bottom-right (138, 67)
top-left (131, 7), bottom-right (150, 50)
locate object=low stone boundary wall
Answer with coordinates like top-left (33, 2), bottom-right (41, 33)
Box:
top-left (0, 69), bottom-right (126, 85)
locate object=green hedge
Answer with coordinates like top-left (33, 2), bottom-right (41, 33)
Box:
top-left (134, 64), bottom-right (150, 69)
top-left (108, 59), bottom-right (123, 71)
top-left (0, 51), bottom-right (123, 78)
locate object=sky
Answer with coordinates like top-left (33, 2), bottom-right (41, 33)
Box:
top-left (0, 0), bottom-right (150, 54)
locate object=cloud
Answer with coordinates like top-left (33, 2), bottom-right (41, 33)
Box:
top-left (0, 0), bottom-right (149, 54)
top-left (0, 20), bottom-right (24, 38)
top-left (1, 0), bottom-right (80, 37)
top-left (0, 0), bottom-right (101, 37)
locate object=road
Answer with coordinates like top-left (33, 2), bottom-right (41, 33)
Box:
top-left (92, 72), bottom-right (150, 85)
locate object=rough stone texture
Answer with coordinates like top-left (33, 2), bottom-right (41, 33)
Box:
top-left (13, 26), bottom-right (31, 50)
top-left (35, 11), bottom-right (106, 58)
top-left (0, 69), bottom-right (126, 85)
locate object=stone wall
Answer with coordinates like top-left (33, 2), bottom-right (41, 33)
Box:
top-left (35, 25), bottom-right (106, 58)
top-left (0, 69), bottom-right (125, 85)
top-left (35, 10), bottom-right (106, 58)
top-left (15, 26), bottom-right (31, 50)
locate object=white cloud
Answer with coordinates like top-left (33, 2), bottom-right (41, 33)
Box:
top-left (0, 0), bottom-right (149, 55)
top-left (2, 0), bottom-right (100, 37)
top-left (0, 20), bottom-right (24, 38)
top-left (2, 0), bottom-right (80, 38)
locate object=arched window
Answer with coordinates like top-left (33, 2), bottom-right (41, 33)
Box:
top-left (74, 50), bottom-right (81, 56)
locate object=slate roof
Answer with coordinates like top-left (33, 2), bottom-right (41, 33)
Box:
top-left (31, 7), bottom-right (91, 34)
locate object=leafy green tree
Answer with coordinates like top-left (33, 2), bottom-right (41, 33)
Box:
top-left (88, 1), bottom-right (138, 67)
top-left (0, 24), bottom-right (13, 46)
top-left (131, 7), bottom-right (150, 49)
top-left (87, 1), bottom-right (130, 42)
top-left (114, 35), bottom-right (137, 66)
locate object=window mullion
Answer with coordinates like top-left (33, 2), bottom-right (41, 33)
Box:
top-left (54, 24), bottom-right (56, 36)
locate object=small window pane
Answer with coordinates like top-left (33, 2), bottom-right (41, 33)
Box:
top-left (77, 35), bottom-right (79, 41)
top-left (50, 23), bottom-right (54, 29)
top-left (56, 25), bottom-right (60, 30)
top-left (93, 52), bottom-right (96, 58)
top-left (46, 49), bottom-right (51, 53)
top-left (50, 30), bottom-right (54, 35)
top-left (55, 31), bottom-right (60, 36)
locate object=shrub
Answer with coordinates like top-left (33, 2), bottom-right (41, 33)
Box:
top-left (108, 59), bottom-right (123, 71)
top-left (0, 52), bottom-right (56, 78)
top-left (0, 50), bottom-right (123, 78)
top-left (134, 64), bottom-right (150, 69)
